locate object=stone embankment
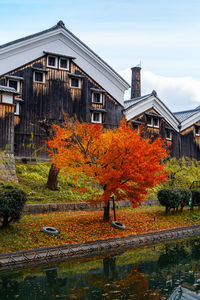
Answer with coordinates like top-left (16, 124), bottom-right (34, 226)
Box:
top-left (0, 152), bottom-right (18, 183)
top-left (0, 224), bottom-right (200, 271)
top-left (23, 199), bottom-right (160, 214)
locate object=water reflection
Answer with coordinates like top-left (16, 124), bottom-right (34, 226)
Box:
top-left (1, 237), bottom-right (200, 299)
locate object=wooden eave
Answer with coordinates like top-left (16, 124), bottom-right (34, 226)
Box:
top-left (43, 51), bottom-right (76, 60)
top-left (6, 75), bottom-right (24, 81)
top-left (31, 67), bottom-right (49, 72)
top-left (68, 73), bottom-right (85, 79)
top-left (90, 88), bottom-right (106, 93)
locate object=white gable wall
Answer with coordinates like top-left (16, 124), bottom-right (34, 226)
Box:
top-left (181, 111), bottom-right (200, 131)
top-left (124, 96), bottom-right (180, 131)
top-left (0, 28), bottom-right (129, 106)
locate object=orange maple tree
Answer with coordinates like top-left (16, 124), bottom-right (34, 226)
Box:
top-left (47, 117), bottom-right (167, 221)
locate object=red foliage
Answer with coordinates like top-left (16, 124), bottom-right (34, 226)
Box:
top-left (47, 117), bottom-right (167, 212)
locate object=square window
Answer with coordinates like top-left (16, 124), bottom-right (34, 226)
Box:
top-left (153, 117), bottom-right (159, 127)
top-left (34, 71), bottom-right (45, 83)
top-left (92, 92), bottom-right (102, 103)
top-left (92, 112), bottom-right (102, 123)
top-left (8, 80), bottom-right (19, 91)
top-left (47, 56), bottom-right (57, 68)
top-left (147, 116), bottom-right (153, 126)
top-left (166, 129), bottom-right (172, 140)
top-left (147, 116), bottom-right (159, 128)
top-left (70, 77), bottom-right (81, 88)
top-left (59, 58), bottom-right (69, 70)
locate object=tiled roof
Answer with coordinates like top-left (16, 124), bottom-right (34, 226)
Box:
top-left (0, 21), bottom-right (65, 50)
top-left (174, 106), bottom-right (200, 122)
top-left (124, 93), bottom-right (152, 109)
top-left (0, 21), bottom-right (129, 88)
top-left (0, 85), bottom-right (19, 94)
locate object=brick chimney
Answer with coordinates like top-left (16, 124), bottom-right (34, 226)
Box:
top-left (131, 66), bottom-right (141, 99)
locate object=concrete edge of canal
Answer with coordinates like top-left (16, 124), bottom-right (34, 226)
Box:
top-left (1, 224), bottom-right (200, 272)
top-left (22, 199), bottom-right (160, 214)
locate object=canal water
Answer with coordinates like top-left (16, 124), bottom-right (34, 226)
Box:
top-left (1, 236), bottom-right (200, 299)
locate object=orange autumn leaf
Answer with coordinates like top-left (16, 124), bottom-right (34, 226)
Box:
top-left (47, 117), bottom-right (168, 218)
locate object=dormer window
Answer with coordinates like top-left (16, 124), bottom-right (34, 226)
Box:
top-left (44, 51), bottom-right (74, 70)
top-left (147, 115), bottom-right (159, 128)
top-left (47, 55), bottom-right (58, 68)
top-left (59, 58), bottom-right (69, 70)
top-left (92, 92), bottom-right (103, 104)
top-left (6, 75), bottom-right (23, 93)
top-left (34, 71), bottom-right (45, 83)
top-left (91, 112), bottom-right (102, 123)
top-left (7, 79), bottom-right (20, 92)
top-left (165, 129), bottom-right (172, 141)
top-left (70, 77), bottom-right (81, 88)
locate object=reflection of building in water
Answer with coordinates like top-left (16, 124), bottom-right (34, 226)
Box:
top-left (168, 286), bottom-right (200, 300)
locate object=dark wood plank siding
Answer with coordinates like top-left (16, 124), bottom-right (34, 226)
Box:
top-left (0, 103), bottom-right (14, 153)
top-left (104, 95), bottom-right (123, 128)
top-left (0, 56), bottom-right (123, 158)
top-left (181, 126), bottom-right (200, 160)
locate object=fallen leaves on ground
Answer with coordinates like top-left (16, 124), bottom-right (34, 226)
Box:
top-left (0, 208), bottom-right (200, 253)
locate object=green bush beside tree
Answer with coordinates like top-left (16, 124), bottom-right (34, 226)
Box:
top-left (0, 186), bottom-right (27, 228)
top-left (158, 188), bottom-right (191, 214)
top-left (148, 157), bottom-right (200, 199)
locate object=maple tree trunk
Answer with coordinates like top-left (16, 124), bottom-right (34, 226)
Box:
top-left (1, 215), bottom-right (13, 228)
top-left (47, 164), bottom-right (59, 190)
top-left (2, 216), bottom-right (9, 228)
top-left (103, 200), bottom-right (110, 222)
top-left (38, 120), bottom-right (60, 190)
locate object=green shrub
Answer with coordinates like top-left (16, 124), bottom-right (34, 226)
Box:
top-left (0, 188), bottom-right (27, 228)
top-left (178, 188), bottom-right (191, 211)
top-left (158, 188), bottom-right (191, 214)
top-left (158, 189), bottom-right (180, 213)
top-left (148, 157), bottom-right (200, 199)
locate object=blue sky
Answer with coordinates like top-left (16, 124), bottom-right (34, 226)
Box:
top-left (1, 0), bottom-right (200, 110)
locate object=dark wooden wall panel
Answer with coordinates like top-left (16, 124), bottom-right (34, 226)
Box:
top-left (0, 56), bottom-right (123, 158)
top-left (0, 104), bottom-right (14, 153)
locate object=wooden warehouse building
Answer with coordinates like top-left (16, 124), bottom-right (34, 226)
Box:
top-left (0, 21), bottom-right (129, 158)
top-left (0, 21), bottom-right (200, 160)
top-left (124, 67), bottom-right (200, 160)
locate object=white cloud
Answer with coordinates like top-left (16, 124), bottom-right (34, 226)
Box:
top-left (79, 30), bottom-right (200, 49)
top-left (119, 68), bottom-right (200, 112)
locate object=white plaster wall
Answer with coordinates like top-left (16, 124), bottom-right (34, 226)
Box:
top-left (0, 30), bottom-right (128, 106)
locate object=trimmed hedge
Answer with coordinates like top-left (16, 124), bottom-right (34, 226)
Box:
top-left (158, 188), bottom-right (191, 214)
top-left (0, 187), bottom-right (27, 228)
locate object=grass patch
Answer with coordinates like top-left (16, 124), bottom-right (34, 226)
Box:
top-left (1, 207), bottom-right (200, 253)
top-left (2, 162), bottom-right (101, 204)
